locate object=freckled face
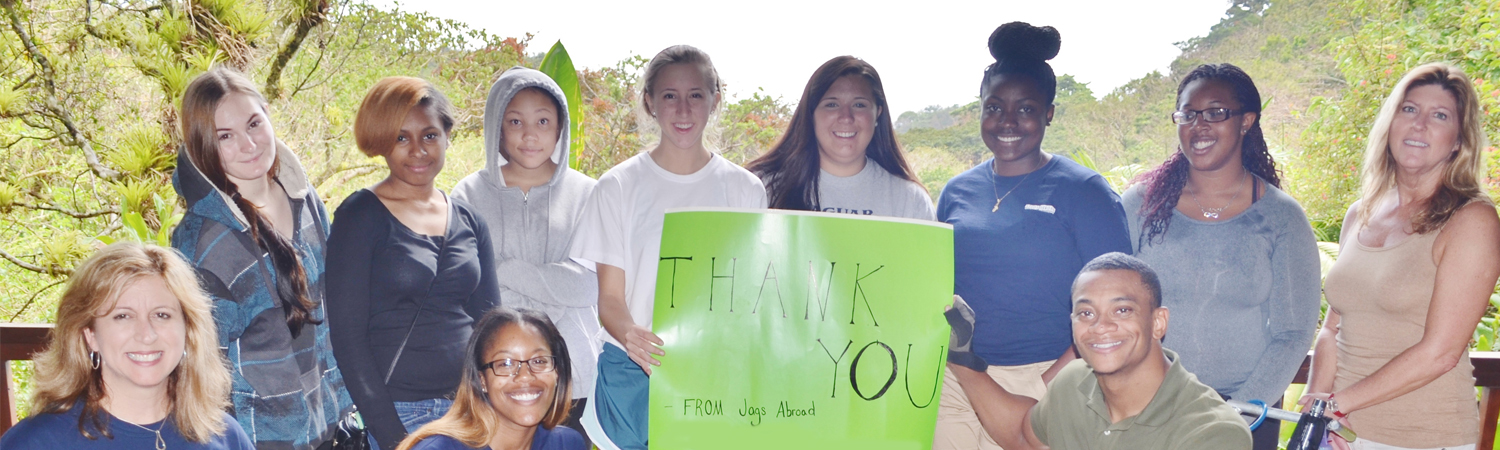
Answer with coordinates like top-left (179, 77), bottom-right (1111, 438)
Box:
top-left (213, 93), bottom-right (277, 185)
top-left (1070, 269), bottom-right (1167, 378)
top-left (83, 276), bottom-right (187, 397)
top-left (1388, 84), bottom-right (1462, 176)
top-left (981, 75), bottom-right (1053, 167)
top-left (384, 105), bottom-right (448, 188)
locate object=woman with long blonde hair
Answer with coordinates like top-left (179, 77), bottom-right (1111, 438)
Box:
top-left (1303, 62), bottom-right (1498, 450)
top-left (396, 308), bottom-right (585, 450)
top-left (0, 243), bottom-right (252, 449)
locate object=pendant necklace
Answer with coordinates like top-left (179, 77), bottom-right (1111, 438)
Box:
top-left (125, 418), bottom-right (168, 450)
top-left (1189, 171), bottom-right (1248, 219)
top-left (990, 160), bottom-right (1036, 213)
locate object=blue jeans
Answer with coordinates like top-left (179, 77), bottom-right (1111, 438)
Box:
top-left (395, 398), bottom-right (453, 432)
top-left (369, 398), bottom-right (454, 449)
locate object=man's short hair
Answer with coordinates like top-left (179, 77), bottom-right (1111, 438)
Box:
top-left (1076, 252), bottom-right (1163, 308)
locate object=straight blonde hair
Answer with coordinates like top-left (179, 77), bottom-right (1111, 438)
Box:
top-left (29, 243), bottom-right (231, 442)
top-left (1357, 62), bottom-right (1491, 233)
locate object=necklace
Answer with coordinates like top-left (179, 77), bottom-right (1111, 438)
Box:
top-left (989, 160), bottom-right (1037, 213)
top-left (1189, 171), bottom-right (1248, 219)
top-left (124, 417), bottom-right (168, 450)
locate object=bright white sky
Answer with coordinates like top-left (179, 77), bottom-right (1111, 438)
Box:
top-left (385, 0), bottom-right (1231, 115)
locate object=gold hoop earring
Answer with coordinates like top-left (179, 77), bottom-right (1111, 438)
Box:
top-left (90, 351), bottom-right (101, 370)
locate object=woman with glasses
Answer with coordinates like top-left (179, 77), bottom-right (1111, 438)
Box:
top-left (1122, 63), bottom-right (1320, 450)
top-left (933, 22), bottom-right (1132, 450)
top-left (396, 307), bottom-right (586, 450)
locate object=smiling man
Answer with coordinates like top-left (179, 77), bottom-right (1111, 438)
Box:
top-left (949, 252), bottom-right (1251, 449)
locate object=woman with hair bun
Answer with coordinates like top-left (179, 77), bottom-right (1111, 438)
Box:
top-left (1123, 63), bottom-right (1321, 450)
top-left (934, 22), bottom-right (1131, 450)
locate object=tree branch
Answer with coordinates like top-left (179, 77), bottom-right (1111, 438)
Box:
top-left (2, 0), bottom-right (121, 180)
top-left (7, 279), bottom-right (65, 322)
top-left (13, 201), bottom-right (118, 219)
top-left (0, 245), bottom-right (69, 276)
top-left (264, 0), bottom-right (329, 101)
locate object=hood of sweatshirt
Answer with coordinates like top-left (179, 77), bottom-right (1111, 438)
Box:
top-left (172, 140), bottom-right (313, 231)
top-left (480, 66), bottom-right (572, 190)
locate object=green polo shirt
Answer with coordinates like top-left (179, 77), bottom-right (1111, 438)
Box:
top-left (1030, 349), bottom-right (1252, 450)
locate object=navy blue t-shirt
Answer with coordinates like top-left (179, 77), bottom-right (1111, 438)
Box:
top-left (0, 405), bottom-right (253, 450)
top-left (937, 156), bottom-right (1131, 366)
top-left (407, 426), bottom-right (587, 450)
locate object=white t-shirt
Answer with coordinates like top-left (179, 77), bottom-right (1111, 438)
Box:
top-left (570, 151), bottom-right (767, 347)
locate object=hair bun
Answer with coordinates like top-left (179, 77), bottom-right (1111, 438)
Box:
top-left (988, 22), bottom-right (1061, 63)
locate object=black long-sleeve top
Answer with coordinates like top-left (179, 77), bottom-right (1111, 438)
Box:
top-left (326, 189), bottom-right (500, 449)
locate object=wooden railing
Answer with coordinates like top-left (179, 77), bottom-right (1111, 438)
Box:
top-left (3, 323), bottom-right (1500, 445)
top-left (2, 323), bottom-right (51, 436)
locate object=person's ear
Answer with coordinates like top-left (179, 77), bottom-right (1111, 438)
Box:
top-left (1151, 306), bottom-right (1169, 341)
top-left (1240, 111), bottom-right (1257, 136)
top-left (1045, 104), bottom-right (1056, 126)
top-left (84, 327), bottom-right (99, 352)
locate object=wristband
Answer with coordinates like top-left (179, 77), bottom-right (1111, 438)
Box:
top-left (1327, 393), bottom-right (1347, 419)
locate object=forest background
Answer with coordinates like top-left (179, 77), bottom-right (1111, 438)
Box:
top-left (2, 0), bottom-right (1499, 421)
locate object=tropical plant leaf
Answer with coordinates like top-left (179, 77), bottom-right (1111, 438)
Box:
top-left (538, 40), bottom-right (585, 169)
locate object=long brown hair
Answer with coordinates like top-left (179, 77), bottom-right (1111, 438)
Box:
top-left (396, 308), bottom-right (573, 450)
top-left (179, 67), bottom-right (320, 337)
top-left (1356, 62), bottom-right (1491, 233)
top-left (746, 56), bottom-right (918, 211)
top-left (29, 243), bottom-right (231, 442)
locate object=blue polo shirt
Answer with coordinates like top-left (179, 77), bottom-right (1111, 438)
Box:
top-left (936, 156), bottom-right (1131, 366)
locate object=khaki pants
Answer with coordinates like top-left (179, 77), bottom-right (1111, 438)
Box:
top-left (933, 360), bottom-right (1056, 450)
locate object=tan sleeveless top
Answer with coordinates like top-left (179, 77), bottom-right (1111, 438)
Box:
top-left (1323, 223), bottom-right (1479, 447)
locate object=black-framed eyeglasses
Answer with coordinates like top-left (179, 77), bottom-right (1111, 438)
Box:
top-left (481, 356), bottom-right (557, 377)
top-left (1172, 108), bottom-right (1240, 125)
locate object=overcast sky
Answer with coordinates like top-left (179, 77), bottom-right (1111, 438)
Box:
top-left (382, 0), bottom-right (1232, 115)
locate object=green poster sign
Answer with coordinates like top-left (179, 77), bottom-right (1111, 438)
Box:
top-left (649, 208), bottom-right (954, 449)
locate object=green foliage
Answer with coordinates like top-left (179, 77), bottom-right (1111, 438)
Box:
top-left (538, 41), bottom-right (586, 169)
top-left (106, 125), bottom-right (173, 176)
top-left (1293, 0), bottom-right (1500, 224)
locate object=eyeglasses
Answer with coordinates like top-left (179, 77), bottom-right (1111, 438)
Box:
top-left (1171, 108), bottom-right (1240, 125)
top-left (481, 356), bottom-right (557, 377)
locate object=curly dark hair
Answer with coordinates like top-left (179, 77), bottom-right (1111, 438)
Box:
top-left (1133, 63), bottom-right (1281, 248)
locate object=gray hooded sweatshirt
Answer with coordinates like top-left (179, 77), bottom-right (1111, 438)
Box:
top-left (452, 67), bottom-right (600, 398)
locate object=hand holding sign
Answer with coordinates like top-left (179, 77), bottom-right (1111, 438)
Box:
top-left (624, 324), bottom-right (665, 374)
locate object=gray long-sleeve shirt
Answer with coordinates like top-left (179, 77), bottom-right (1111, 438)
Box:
top-left (1122, 180), bottom-right (1321, 405)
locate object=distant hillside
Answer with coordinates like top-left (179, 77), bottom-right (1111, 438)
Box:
top-left (895, 0), bottom-right (1345, 197)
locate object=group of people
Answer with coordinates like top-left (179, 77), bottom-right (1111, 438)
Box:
top-left (0, 19), bottom-right (1495, 450)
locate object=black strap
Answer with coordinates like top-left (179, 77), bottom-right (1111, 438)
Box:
top-left (384, 234), bottom-right (448, 385)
